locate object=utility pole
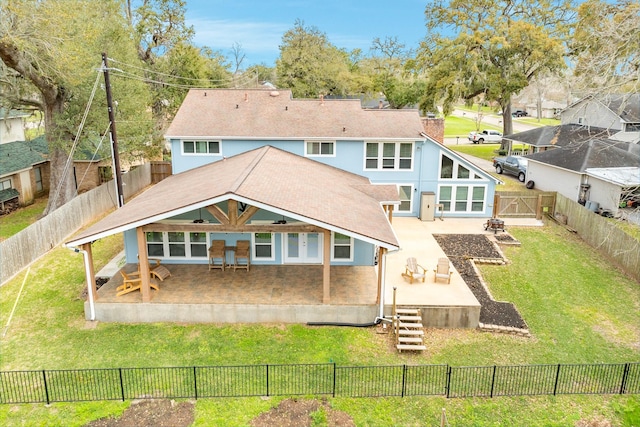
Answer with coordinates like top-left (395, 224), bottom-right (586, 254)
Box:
top-left (101, 52), bottom-right (124, 208)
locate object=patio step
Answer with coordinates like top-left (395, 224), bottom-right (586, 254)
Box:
top-left (396, 344), bottom-right (427, 352)
top-left (394, 308), bottom-right (426, 353)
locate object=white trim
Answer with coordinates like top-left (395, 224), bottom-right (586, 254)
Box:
top-left (167, 135), bottom-right (419, 142)
top-left (330, 232), bottom-right (354, 262)
top-left (363, 141), bottom-right (415, 171)
top-left (304, 140), bottom-right (336, 157)
top-left (251, 232), bottom-right (275, 261)
top-left (65, 194), bottom-right (400, 250)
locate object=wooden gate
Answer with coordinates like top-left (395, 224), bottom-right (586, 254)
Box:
top-left (150, 161), bottom-right (172, 184)
top-left (493, 192), bottom-right (556, 219)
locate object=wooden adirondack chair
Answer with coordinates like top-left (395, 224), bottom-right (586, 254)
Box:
top-left (401, 257), bottom-right (426, 284)
top-left (117, 270), bottom-right (159, 296)
top-left (149, 258), bottom-right (171, 281)
top-left (434, 257), bottom-right (453, 284)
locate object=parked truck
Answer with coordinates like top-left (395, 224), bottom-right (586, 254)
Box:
top-left (493, 155), bottom-right (528, 182)
top-left (468, 129), bottom-right (503, 144)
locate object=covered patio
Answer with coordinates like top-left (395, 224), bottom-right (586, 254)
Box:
top-left (91, 264), bottom-right (379, 323)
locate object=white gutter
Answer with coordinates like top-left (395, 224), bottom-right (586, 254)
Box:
top-left (66, 246), bottom-right (96, 321)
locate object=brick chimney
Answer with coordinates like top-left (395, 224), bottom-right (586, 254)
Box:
top-left (421, 117), bottom-right (445, 144)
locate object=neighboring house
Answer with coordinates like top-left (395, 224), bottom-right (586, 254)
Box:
top-left (64, 88), bottom-right (497, 324)
top-left (584, 167), bottom-right (640, 221)
top-left (560, 94), bottom-right (640, 143)
top-left (525, 100), bottom-right (566, 119)
top-left (0, 134), bottom-right (112, 211)
top-left (525, 138), bottom-right (640, 217)
top-left (503, 124), bottom-right (615, 155)
top-left (0, 109), bottom-right (28, 144)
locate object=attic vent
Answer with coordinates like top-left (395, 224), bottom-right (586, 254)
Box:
top-left (270, 91), bottom-right (280, 97)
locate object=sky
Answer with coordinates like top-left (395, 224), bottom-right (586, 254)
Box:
top-left (185, 0), bottom-right (429, 67)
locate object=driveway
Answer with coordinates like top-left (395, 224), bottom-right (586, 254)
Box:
top-left (451, 109), bottom-right (538, 134)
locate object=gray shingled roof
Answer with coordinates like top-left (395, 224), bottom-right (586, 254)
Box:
top-left (525, 139), bottom-right (640, 172)
top-left (165, 89), bottom-right (425, 140)
top-left (503, 124), bottom-right (615, 147)
top-left (66, 146), bottom-right (400, 248)
top-left (0, 136), bottom-right (48, 176)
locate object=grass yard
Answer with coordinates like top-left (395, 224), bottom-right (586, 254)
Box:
top-left (444, 115), bottom-right (502, 137)
top-left (0, 197), bottom-right (47, 241)
top-left (0, 223), bottom-right (639, 425)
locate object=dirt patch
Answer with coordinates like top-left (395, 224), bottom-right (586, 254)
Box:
top-left (433, 234), bottom-right (527, 329)
top-left (84, 399), bottom-right (195, 427)
top-left (251, 398), bottom-right (355, 427)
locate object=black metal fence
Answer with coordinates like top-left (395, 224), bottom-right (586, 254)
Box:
top-left (1, 362), bottom-right (637, 404)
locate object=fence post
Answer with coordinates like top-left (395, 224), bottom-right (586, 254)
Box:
top-left (266, 365), bottom-right (270, 397)
top-left (119, 368), bottom-right (125, 401)
top-left (401, 365), bottom-right (407, 397)
top-left (490, 365), bottom-right (496, 398)
top-left (332, 363), bottom-right (336, 398)
top-left (619, 363), bottom-right (630, 395)
top-left (42, 370), bottom-right (50, 405)
top-left (446, 366), bottom-right (452, 398)
top-left (553, 364), bottom-right (561, 396)
top-left (193, 367), bottom-right (198, 399)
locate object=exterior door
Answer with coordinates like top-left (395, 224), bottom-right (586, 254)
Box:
top-left (284, 233), bottom-right (323, 263)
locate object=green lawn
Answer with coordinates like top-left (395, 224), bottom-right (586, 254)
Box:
top-left (444, 115), bottom-right (502, 137)
top-left (0, 197), bottom-right (47, 240)
top-left (1, 219), bottom-right (639, 425)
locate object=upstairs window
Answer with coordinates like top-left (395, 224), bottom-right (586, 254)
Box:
top-left (306, 141), bottom-right (335, 156)
top-left (365, 142), bottom-right (413, 170)
top-left (183, 140), bottom-right (220, 155)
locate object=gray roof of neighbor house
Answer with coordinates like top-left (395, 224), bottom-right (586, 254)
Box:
top-left (563, 94), bottom-right (640, 123)
top-left (586, 167), bottom-right (640, 187)
top-left (165, 89), bottom-right (425, 140)
top-left (66, 146), bottom-right (400, 248)
top-left (525, 138), bottom-right (640, 173)
top-left (0, 136), bottom-right (48, 176)
top-left (503, 124), bottom-right (615, 147)
top-left (0, 109), bottom-right (29, 120)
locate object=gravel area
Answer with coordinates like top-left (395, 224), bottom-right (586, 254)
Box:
top-left (433, 234), bottom-right (527, 329)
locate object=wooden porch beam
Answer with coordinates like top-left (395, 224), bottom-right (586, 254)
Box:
top-left (136, 227), bottom-right (152, 302)
top-left (141, 222), bottom-right (324, 233)
top-left (237, 205), bottom-right (260, 225)
top-left (206, 205), bottom-right (230, 225)
top-left (376, 247), bottom-right (386, 304)
top-left (228, 200), bottom-right (238, 225)
top-left (387, 205), bottom-right (394, 223)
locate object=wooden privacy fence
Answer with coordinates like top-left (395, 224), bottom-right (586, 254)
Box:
top-left (0, 164), bottom-right (152, 285)
top-left (150, 161), bottom-right (172, 184)
top-left (555, 194), bottom-right (640, 283)
top-left (493, 191), bottom-right (556, 219)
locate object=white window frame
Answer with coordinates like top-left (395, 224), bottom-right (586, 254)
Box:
top-left (182, 140), bottom-right (222, 156)
top-left (0, 178), bottom-right (12, 190)
top-left (145, 231), bottom-right (209, 259)
top-left (331, 232), bottom-right (354, 262)
top-left (252, 232), bottom-right (275, 261)
top-left (305, 140), bottom-right (336, 157)
top-left (397, 184), bottom-right (413, 212)
top-left (437, 184), bottom-right (488, 213)
top-left (364, 141), bottom-right (414, 171)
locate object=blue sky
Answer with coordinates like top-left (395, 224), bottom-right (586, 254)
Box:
top-left (185, 0), bottom-right (428, 67)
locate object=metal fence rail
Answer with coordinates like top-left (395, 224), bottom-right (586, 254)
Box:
top-left (0, 362), bottom-right (637, 404)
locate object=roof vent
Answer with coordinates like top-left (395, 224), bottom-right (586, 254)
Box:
top-left (270, 91), bottom-right (280, 97)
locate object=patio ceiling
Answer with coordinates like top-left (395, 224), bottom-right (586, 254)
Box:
top-left (65, 146), bottom-right (400, 249)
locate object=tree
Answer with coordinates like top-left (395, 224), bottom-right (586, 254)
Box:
top-left (570, 0), bottom-right (640, 92)
top-left (366, 37), bottom-right (424, 109)
top-left (0, 0), bottom-right (151, 214)
top-left (418, 0), bottom-right (574, 135)
top-left (276, 20), bottom-right (354, 98)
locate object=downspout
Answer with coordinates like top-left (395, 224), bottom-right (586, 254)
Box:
top-left (66, 246), bottom-right (96, 321)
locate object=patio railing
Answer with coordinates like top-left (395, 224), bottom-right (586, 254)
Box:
top-left (1, 362), bottom-right (638, 404)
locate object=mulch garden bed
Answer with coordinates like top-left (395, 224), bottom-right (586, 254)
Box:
top-left (433, 234), bottom-right (527, 330)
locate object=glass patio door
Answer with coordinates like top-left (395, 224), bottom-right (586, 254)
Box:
top-left (284, 233), bottom-right (323, 263)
